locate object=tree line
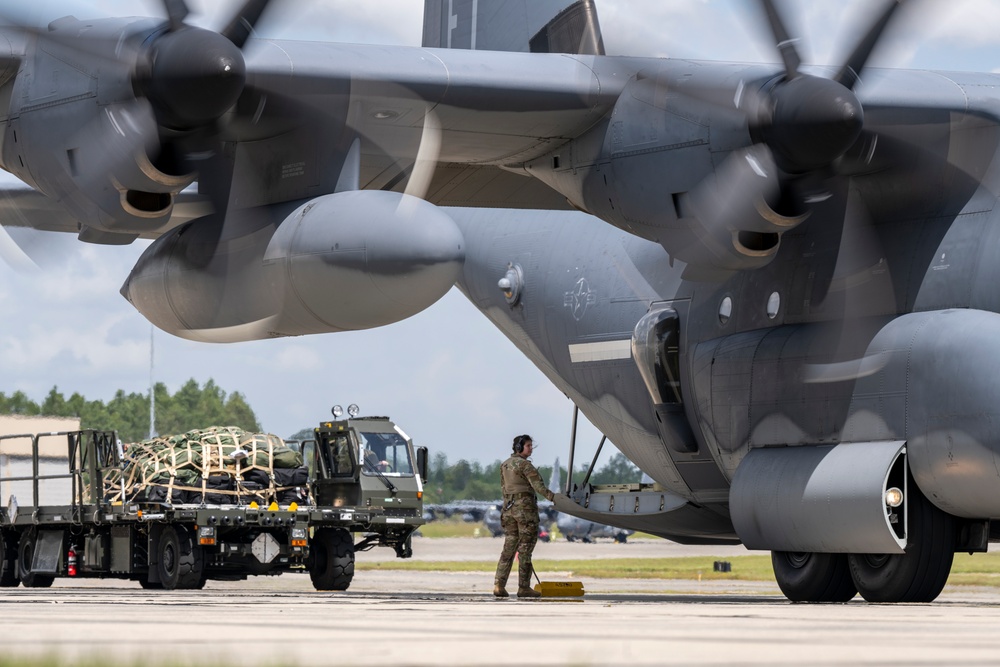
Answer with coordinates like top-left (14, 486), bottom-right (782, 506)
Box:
top-left (2, 384), bottom-right (639, 501)
top-left (423, 451), bottom-right (640, 505)
top-left (0, 380), bottom-right (260, 443)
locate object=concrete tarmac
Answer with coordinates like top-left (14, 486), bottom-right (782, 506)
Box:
top-left (2, 538), bottom-right (999, 666)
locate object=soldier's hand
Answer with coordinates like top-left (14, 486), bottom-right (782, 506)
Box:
top-left (546, 490), bottom-right (555, 502)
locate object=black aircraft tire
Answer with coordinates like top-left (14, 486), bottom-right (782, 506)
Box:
top-left (157, 526), bottom-right (205, 591)
top-left (848, 484), bottom-right (955, 603)
top-left (771, 551), bottom-right (857, 602)
top-left (138, 578), bottom-right (163, 590)
top-left (309, 528), bottom-right (355, 591)
top-left (17, 531), bottom-right (54, 589)
top-left (0, 531), bottom-right (18, 587)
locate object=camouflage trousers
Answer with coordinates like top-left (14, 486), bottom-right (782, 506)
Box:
top-left (494, 496), bottom-right (540, 591)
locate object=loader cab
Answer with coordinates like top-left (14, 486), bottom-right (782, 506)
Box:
top-left (356, 426), bottom-right (414, 477)
top-left (311, 416), bottom-right (427, 508)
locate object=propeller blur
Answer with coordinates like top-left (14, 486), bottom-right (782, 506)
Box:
top-left (2, 0), bottom-right (1000, 604)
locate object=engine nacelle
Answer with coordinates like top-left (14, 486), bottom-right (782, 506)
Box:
top-left (573, 72), bottom-right (808, 278)
top-left (668, 146), bottom-right (808, 276)
top-left (1, 18), bottom-right (195, 242)
top-left (122, 191), bottom-right (465, 342)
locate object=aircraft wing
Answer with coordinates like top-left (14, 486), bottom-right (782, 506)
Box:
top-left (222, 42), bottom-right (630, 211)
top-left (0, 33), bottom-right (630, 245)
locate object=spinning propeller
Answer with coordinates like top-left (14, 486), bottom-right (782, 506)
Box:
top-left (664, 0), bottom-right (915, 379)
top-left (745, 0), bottom-right (901, 187)
top-left (0, 0), bottom-right (444, 274)
top-left (0, 0), bottom-right (284, 271)
top-left (674, 0), bottom-right (907, 296)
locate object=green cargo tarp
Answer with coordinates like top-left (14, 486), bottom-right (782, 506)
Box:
top-left (103, 426), bottom-right (308, 506)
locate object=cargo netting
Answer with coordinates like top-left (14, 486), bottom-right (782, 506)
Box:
top-left (103, 426), bottom-right (310, 506)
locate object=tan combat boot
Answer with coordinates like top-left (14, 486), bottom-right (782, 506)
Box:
top-left (493, 585), bottom-right (509, 598)
top-left (517, 586), bottom-right (541, 598)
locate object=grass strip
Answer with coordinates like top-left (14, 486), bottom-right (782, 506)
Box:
top-left (359, 555), bottom-right (778, 581)
top-left (947, 552), bottom-right (1000, 587)
top-left (361, 552), bottom-right (1000, 587)
top-left (417, 521), bottom-right (492, 538)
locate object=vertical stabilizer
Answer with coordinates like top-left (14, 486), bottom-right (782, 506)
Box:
top-left (422, 0), bottom-right (605, 55)
top-left (550, 457), bottom-right (562, 494)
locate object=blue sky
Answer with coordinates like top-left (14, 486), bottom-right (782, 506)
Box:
top-left (0, 0), bottom-right (998, 465)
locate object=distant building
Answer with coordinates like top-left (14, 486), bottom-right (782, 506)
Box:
top-left (0, 414), bottom-right (81, 507)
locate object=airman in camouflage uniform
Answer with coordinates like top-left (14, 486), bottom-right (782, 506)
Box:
top-left (494, 434), bottom-right (555, 599)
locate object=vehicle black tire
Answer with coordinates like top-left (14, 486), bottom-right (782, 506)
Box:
top-left (0, 531), bottom-right (18, 587)
top-left (138, 578), bottom-right (163, 590)
top-left (17, 531), bottom-right (54, 588)
top-left (771, 551), bottom-right (857, 602)
top-left (848, 483), bottom-right (955, 603)
top-left (157, 526), bottom-right (205, 590)
top-left (309, 527), bottom-right (355, 591)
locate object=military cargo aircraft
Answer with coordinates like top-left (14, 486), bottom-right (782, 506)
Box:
top-left (0, 0), bottom-right (998, 603)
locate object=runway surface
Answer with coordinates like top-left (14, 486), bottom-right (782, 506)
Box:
top-left (2, 538), bottom-right (999, 666)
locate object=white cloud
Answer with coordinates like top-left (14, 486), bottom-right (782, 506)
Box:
top-left (922, 0), bottom-right (1000, 47)
top-left (269, 345), bottom-right (325, 373)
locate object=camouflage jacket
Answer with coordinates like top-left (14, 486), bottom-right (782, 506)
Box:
top-left (500, 455), bottom-right (555, 502)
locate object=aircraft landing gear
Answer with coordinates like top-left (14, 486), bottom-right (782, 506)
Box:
top-left (770, 551), bottom-right (856, 602)
top-left (847, 484), bottom-right (955, 603)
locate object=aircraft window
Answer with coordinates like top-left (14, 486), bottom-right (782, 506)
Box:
top-left (358, 432), bottom-right (414, 476)
top-left (719, 296), bottom-right (733, 325)
top-left (767, 292), bottom-right (780, 319)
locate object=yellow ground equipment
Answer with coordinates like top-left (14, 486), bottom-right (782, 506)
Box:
top-left (532, 566), bottom-right (585, 597)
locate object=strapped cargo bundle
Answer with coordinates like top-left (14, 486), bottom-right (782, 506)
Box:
top-left (103, 426), bottom-right (310, 506)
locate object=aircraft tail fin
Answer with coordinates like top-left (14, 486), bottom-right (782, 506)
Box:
top-left (422, 0), bottom-right (605, 55)
top-left (549, 457), bottom-right (562, 494)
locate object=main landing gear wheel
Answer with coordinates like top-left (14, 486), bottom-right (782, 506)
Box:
top-left (157, 526), bottom-right (205, 590)
top-left (771, 551), bottom-right (857, 602)
top-left (848, 484), bottom-right (955, 603)
top-left (309, 527), bottom-right (355, 591)
top-left (17, 530), bottom-right (54, 588)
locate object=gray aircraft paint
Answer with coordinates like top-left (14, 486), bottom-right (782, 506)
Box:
top-left (422, 0), bottom-right (603, 55)
top-left (1, 1), bottom-right (1000, 591)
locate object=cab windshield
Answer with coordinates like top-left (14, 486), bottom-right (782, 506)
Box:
top-left (358, 431), bottom-right (413, 476)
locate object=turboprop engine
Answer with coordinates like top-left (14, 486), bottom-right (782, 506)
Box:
top-left (121, 191), bottom-right (465, 342)
top-left (589, 72), bottom-right (816, 277)
top-left (568, 0), bottom-right (887, 282)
